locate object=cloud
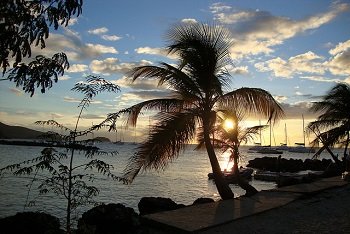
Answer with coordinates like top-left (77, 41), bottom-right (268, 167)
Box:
top-left (273, 95), bottom-right (287, 103)
top-left (295, 91), bottom-right (313, 98)
top-left (135, 47), bottom-right (178, 59)
top-left (256, 38), bottom-right (350, 79)
top-left (50, 113), bottom-right (64, 118)
top-left (280, 102), bottom-right (317, 119)
top-left (101, 35), bottom-right (122, 41)
top-left (329, 39), bottom-right (350, 55)
top-left (300, 75), bottom-right (342, 83)
top-left (327, 39), bottom-right (350, 76)
top-left (255, 51), bottom-right (325, 78)
top-left (63, 96), bottom-right (81, 103)
top-left (209, 3), bottom-right (232, 14)
top-left (31, 31), bottom-right (119, 62)
top-left (181, 18), bottom-right (198, 24)
top-left (58, 75), bottom-right (71, 81)
top-left (68, 18), bottom-right (78, 26)
top-left (10, 88), bottom-right (23, 96)
top-left (211, 2), bottom-right (349, 59)
top-left (89, 58), bottom-right (152, 75)
top-left (85, 43), bottom-right (118, 54)
top-left (227, 65), bottom-right (249, 75)
top-left (88, 27), bottom-right (108, 35)
top-left (115, 75), bottom-right (167, 90)
top-left (80, 114), bottom-right (106, 119)
top-left (67, 64), bottom-right (89, 73)
top-left (120, 90), bottom-right (170, 103)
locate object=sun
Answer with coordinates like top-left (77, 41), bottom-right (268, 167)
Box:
top-left (223, 119), bottom-right (235, 131)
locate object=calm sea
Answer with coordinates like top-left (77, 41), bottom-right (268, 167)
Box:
top-left (0, 143), bottom-right (340, 221)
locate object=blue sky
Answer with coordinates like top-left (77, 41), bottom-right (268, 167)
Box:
top-left (1, 0), bottom-right (350, 144)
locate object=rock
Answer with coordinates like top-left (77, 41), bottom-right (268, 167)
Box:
top-left (0, 212), bottom-right (63, 234)
top-left (322, 162), bottom-right (342, 178)
top-left (77, 203), bottom-right (145, 234)
top-left (247, 157), bottom-right (333, 172)
top-left (138, 197), bottom-right (185, 216)
top-left (192, 198), bottom-right (214, 205)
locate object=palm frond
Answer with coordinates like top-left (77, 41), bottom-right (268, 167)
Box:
top-left (310, 83), bottom-right (350, 116)
top-left (219, 87), bottom-right (284, 123)
top-left (106, 98), bottom-right (185, 128)
top-left (166, 23), bottom-right (233, 97)
top-left (239, 125), bottom-right (268, 145)
top-left (123, 111), bottom-right (197, 182)
top-left (129, 63), bottom-right (202, 101)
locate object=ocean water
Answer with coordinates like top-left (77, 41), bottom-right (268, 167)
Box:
top-left (0, 143), bottom-right (341, 221)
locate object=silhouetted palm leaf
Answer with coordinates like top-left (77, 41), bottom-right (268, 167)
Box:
top-left (307, 83), bottom-right (350, 156)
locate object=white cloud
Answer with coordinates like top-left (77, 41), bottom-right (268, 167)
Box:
top-left (215, 11), bottom-right (256, 24)
top-left (181, 18), bottom-right (198, 24)
top-left (101, 35), bottom-right (122, 41)
top-left (58, 75), bottom-right (71, 81)
top-left (115, 75), bottom-right (167, 90)
top-left (88, 27), bottom-right (108, 35)
top-left (85, 43), bottom-right (118, 54)
top-left (67, 64), bottom-right (89, 73)
top-left (68, 18), bottom-right (78, 26)
top-left (135, 47), bottom-right (178, 59)
top-left (31, 31), bottom-right (119, 62)
top-left (227, 65), bottom-right (249, 75)
top-left (135, 47), bottom-right (165, 55)
top-left (63, 96), bottom-right (81, 103)
top-left (255, 51), bottom-right (325, 78)
top-left (273, 95), bottom-right (287, 103)
top-left (209, 3), bottom-right (232, 14)
top-left (329, 39), bottom-right (350, 55)
top-left (212, 2), bottom-right (349, 59)
top-left (89, 58), bottom-right (152, 75)
top-left (327, 39), bottom-right (350, 76)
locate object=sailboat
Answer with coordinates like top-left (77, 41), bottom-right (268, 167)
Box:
top-left (248, 120), bottom-right (264, 151)
top-left (288, 114), bottom-right (315, 153)
top-left (276, 123), bottom-right (289, 151)
top-left (257, 124), bottom-right (283, 154)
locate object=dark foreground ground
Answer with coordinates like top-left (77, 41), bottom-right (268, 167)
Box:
top-left (200, 184), bottom-right (350, 234)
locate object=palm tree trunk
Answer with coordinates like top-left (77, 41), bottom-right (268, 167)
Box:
top-left (203, 124), bottom-right (234, 200)
top-left (231, 147), bottom-right (258, 196)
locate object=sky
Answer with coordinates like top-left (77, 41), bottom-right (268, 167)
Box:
top-left (0, 0), bottom-right (350, 145)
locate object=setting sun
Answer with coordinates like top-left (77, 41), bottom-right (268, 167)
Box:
top-left (223, 119), bottom-right (235, 131)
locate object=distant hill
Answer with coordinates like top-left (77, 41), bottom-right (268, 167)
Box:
top-left (0, 122), bottom-right (44, 139)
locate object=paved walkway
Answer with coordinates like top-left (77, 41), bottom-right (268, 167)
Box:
top-left (142, 176), bottom-right (348, 234)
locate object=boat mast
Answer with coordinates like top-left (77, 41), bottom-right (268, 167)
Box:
top-left (259, 120), bottom-right (262, 145)
top-left (302, 114), bottom-right (305, 146)
top-left (285, 123), bottom-right (287, 145)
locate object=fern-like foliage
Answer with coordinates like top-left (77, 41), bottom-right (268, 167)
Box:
top-left (0, 75), bottom-right (124, 233)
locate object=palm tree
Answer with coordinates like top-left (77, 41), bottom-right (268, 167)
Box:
top-left (209, 110), bottom-right (268, 195)
top-left (308, 83), bottom-right (350, 162)
top-left (107, 23), bottom-right (284, 199)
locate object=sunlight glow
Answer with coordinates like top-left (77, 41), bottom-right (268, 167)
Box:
top-left (223, 119), bottom-right (235, 132)
top-left (220, 150), bottom-right (234, 171)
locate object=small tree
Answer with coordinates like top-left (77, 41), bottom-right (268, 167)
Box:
top-left (200, 110), bottom-right (269, 196)
top-left (0, 75), bottom-right (124, 233)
